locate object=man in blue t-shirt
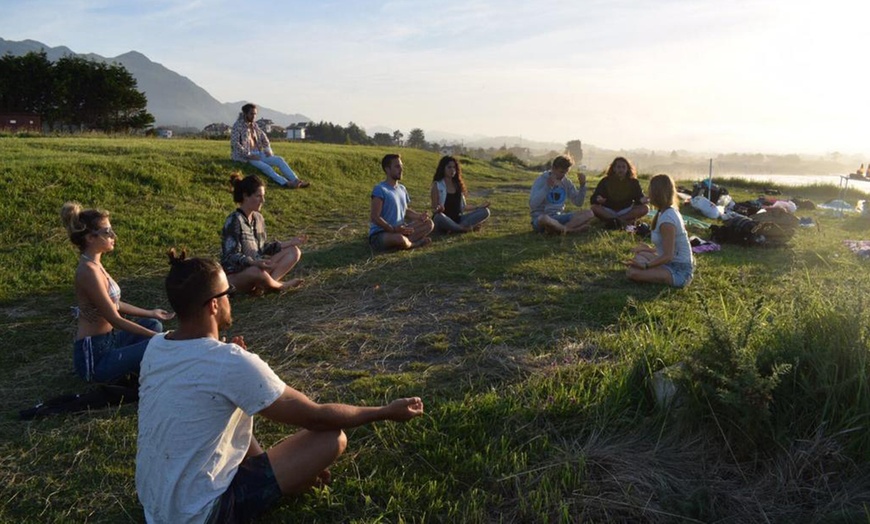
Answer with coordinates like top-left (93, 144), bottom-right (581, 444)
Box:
top-left (368, 154), bottom-right (434, 250)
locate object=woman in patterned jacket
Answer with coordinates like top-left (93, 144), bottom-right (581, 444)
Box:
top-left (221, 174), bottom-right (307, 295)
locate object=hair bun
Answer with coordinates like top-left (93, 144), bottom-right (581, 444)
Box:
top-left (167, 247), bottom-right (188, 265)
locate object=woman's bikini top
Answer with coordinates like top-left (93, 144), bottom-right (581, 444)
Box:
top-left (73, 257), bottom-right (121, 322)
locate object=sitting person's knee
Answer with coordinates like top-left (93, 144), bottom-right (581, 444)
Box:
top-left (141, 318), bottom-right (164, 331)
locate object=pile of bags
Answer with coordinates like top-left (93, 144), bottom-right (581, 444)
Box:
top-left (686, 180), bottom-right (800, 247)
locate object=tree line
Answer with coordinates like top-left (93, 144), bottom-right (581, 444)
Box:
top-left (0, 51), bottom-right (154, 132)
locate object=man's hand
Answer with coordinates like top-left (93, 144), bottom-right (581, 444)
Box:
top-left (577, 173), bottom-right (587, 186)
top-left (385, 397), bottom-right (424, 422)
top-left (232, 335), bottom-right (247, 350)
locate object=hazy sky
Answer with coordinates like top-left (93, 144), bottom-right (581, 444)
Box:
top-left (1, 0), bottom-right (868, 156)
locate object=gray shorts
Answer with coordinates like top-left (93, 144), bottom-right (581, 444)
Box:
top-left (663, 261), bottom-right (694, 288)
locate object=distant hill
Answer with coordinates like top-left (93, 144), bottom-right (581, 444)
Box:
top-left (0, 37), bottom-right (310, 129)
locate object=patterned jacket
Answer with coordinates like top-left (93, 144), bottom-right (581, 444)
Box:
top-left (220, 209), bottom-right (281, 274)
top-left (230, 114), bottom-right (271, 161)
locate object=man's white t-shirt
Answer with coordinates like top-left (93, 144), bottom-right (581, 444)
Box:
top-left (136, 333), bottom-right (286, 524)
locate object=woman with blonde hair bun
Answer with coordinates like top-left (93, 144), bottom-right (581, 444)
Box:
top-left (623, 174), bottom-right (694, 288)
top-left (60, 202), bottom-right (174, 383)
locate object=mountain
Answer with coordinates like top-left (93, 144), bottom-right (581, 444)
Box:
top-left (0, 37), bottom-right (310, 129)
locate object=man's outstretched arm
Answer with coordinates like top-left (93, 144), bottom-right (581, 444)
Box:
top-left (259, 386), bottom-right (424, 430)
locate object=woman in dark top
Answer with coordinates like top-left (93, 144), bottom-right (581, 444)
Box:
top-left (590, 156), bottom-right (650, 229)
top-left (61, 202), bottom-right (173, 383)
top-left (221, 173), bottom-right (306, 295)
top-left (429, 156), bottom-right (490, 233)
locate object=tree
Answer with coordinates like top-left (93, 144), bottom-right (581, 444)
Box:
top-left (392, 130), bottom-right (404, 146)
top-left (345, 121), bottom-right (373, 145)
top-left (0, 51), bottom-right (54, 118)
top-left (373, 132), bottom-right (394, 146)
top-left (1, 51), bottom-right (155, 132)
top-left (566, 139), bottom-right (583, 165)
top-left (407, 128), bottom-right (427, 149)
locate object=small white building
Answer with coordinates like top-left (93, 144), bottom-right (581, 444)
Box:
top-left (256, 118), bottom-right (274, 134)
top-left (286, 124), bottom-right (306, 140)
top-left (203, 122), bottom-right (230, 137)
top-left (156, 128), bottom-right (173, 139)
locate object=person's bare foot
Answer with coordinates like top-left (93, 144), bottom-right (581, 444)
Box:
top-left (280, 278), bottom-right (304, 292)
top-left (411, 237), bottom-right (432, 249)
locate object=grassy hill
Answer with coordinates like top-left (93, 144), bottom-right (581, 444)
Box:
top-left (2, 137), bottom-right (870, 522)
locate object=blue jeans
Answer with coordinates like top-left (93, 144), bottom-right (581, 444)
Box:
top-left (73, 318), bottom-right (162, 383)
top-left (247, 151), bottom-right (300, 186)
top-left (434, 208), bottom-right (491, 233)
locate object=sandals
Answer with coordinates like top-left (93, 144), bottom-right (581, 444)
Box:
top-left (281, 180), bottom-right (310, 189)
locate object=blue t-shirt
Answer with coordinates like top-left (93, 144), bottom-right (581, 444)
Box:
top-left (369, 181), bottom-right (410, 236)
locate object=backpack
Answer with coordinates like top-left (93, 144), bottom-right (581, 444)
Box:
top-left (691, 181), bottom-right (729, 205)
top-left (19, 375), bottom-right (139, 420)
top-left (711, 215), bottom-right (761, 245)
top-left (732, 200), bottom-right (763, 216)
top-left (750, 207), bottom-right (799, 246)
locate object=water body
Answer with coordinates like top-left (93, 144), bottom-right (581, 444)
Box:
top-left (671, 173), bottom-right (867, 188)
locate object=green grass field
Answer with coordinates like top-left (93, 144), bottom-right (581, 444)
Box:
top-left (2, 136), bottom-right (870, 523)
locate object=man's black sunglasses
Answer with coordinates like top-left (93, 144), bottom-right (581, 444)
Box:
top-left (202, 285), bottom-right (236, 306)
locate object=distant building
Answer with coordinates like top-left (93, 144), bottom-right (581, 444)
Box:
top-left (156, 128), bottom-right (173, 138)
top-left (256, 118), bottom-right (274, 134)
top-left (286, 124), bottom-right (306, 140)
top-left (203, 122), bottom-right (231, 137)
top-left (0, 112), bottom-right (41, 132)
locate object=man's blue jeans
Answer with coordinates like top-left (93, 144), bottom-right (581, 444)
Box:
top-left (247, 151), bottom-right (300, 187)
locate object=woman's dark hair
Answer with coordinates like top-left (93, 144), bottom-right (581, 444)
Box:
top-left (60, 201), bottom-right (110, 251)
top-left (165, 248), bottom-right (224, 319)
top-left (605, 156), bottom-right (637, 179)
top-left (230, 172), bottom-right (264, 203)
top-left (433, 156), bottom-right (466, 195)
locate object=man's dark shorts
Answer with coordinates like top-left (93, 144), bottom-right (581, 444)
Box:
top-left (369, 231), bottom-right (388, 251)
top-left (206, 453), bottom-right (282, 524)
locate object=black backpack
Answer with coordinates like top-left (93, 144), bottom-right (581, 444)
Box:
top-left (692, 182), bottom-right (729, 205)
top-left (711, 215), bottom-right (761, 245)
